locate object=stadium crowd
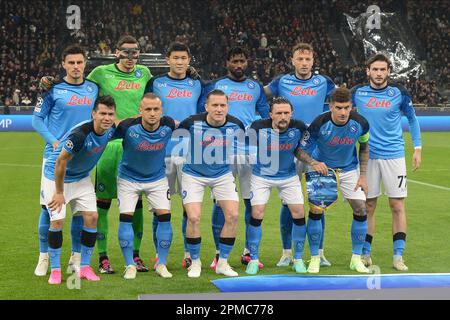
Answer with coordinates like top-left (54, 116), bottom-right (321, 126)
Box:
top-left (0, 0), bottom-right (448, 109)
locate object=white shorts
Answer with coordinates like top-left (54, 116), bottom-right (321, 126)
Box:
top-left (42, 176), bottom-right (97, 221)
top-left (165, 156), bottom-right (185, 195)
top-left (231, 154), bottom-right (252, 199)
top-left (338, 169), bottom-right (366, 201)
top-left (117, 177), bottom-right (171, 213)
top-left (367, 158), bottom-right (407, 198)
top-left (250, 175), bottom-right (304, 206)
top-left (181, 172), bottom-right (239, 204)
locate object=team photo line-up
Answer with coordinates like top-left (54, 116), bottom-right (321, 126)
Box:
top-left (32, 35), bottom-right (421, 285)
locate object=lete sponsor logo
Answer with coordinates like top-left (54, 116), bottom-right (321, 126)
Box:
top-left (365, 97), bottom-right (392, 108)
top-left (166, 88), bottom-right (192, 99)
top-left (290, 86), bottom-right (317, 96)
top-left (114, 80), bottom-right (141, 91)
top-left (67, 95), bottom-right (93, 106)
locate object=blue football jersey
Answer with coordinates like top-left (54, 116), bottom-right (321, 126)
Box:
top-left (199, 76), bottom-right (269, 127)
top-left (33, 80), bottom-right (98, 158)
top-left (352, 83), bottom-right (421, 159)
top-left (301, 111), bottom-right (369, 172)
top-left (44, 121), bottom-right (116, 182)
top-left (179, 113), bottom-right (245, 178)
top-left (146, 74), bottom-right (203, 157)
top-left (250, 119), bottom-right (307, 180)
top-left (114, 116), bottom-right (175, 183)
top-left (268, 73), bottom-right (336, 125)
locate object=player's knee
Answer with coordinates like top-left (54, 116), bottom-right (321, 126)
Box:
top-left (389, 199), bottom-right (405, 215)
top-left (353, 207), bottom-right (367, 217)
top-left (251, 207), bottom-right (264, 220)
top-left (289, 205), bottom-right (305, 219)
top-left (50, 219), bottom-right (64, 230)
top-left (187, 214), bottom-right (201, 226)
top-left (223, 209), bottom-right (239, 225)
top-left (84, 212), bottom-right (98, 227)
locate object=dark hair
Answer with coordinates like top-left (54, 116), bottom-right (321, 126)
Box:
top-left (166, 42), bottom-right (191, 57)
top-left (270, 96), bottom-right (293, 112)
top-left (93, 95), bottom-right (116, 111)
top-left (366, 53), bottom-right (392, 70)
top-left (292, 43), bottom-right (314, 55)
top-left (206, 89), bottom-right (228, 102)
top-left (331, 87), bottom-right (351, 103)
top-left (61, 44), bottom-right (86, 61)
top-left (227, 46), bottom-right (248, 61)
top-left (116, 35), bottom-right (139, 50)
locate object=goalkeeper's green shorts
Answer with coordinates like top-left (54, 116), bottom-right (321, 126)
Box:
top-left (95, 139), bottom-right (123, 199)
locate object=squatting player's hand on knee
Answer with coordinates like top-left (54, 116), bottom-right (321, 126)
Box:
top-left (48, 193), bottom-right (65, 213)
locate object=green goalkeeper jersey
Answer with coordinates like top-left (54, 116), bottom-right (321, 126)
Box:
top-left (87, 63), bottom-right (152, 120)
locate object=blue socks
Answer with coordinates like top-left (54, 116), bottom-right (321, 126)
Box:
top-left (211, 203), bottom-right (224, 251)
top-left (80, 226), bottom-right (97, 267)
top-left (292, 218), bottom-right (306, 260)
top-left (351, 215), bottom-right (368, 255)
top-left (393, 232), bottom-right (406, 256)
top-left (118, 214), bottom-right (134, 266)
top-left (152, 213), bottom-right (158, 253)
top-left (280, 204), bottom-right (293, 250)
top-left (319, 214), bottom-right (326, 250)
top-left (362, 234), bottom-right (373, 256)
top-left (307, 212), bottom-right (322, 256)
top-left (48, 228), bottom-right (62, 270)
top-left (71, 215), bottom-right (83, 254)
top-left (156, 214), bottom-right (173, 265)
top-left (186, 237), bottom-right (201, 260)
top-left (247, 217), bottom-right (263, 260)
top-left (219, 237), bottom-right (235, 260)
top-left (38, 207), bottom-right (50, 253)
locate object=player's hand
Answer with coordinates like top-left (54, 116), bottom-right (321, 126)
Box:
top-left (412, 148), bottom-right (422, 172)
top-left (39, 76), bottom-right (55, 92)
top-left (187, 66), bottom-right (200, 80)
top-left (52, 140), bottom-right (60, 151)
top-left (355, 175), bottom-right (368, 197)
top-left (48, 193), bottom-right (65, 213)
top-left (312, 161), bottom-right (328, 175)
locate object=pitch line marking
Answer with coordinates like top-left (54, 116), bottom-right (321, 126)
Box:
top-left (409, 179), bottom-right (450, 191)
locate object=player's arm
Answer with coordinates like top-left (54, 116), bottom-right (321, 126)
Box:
top-left (263, 85), bottom-right (273, 99)
top-left (401, 92), bottom-right (422, 171)
top-left (256, 84), bottom-right (270, 119)
top-left (263, 75), bottom-right (281, 100)
top-left (294, 147), bottom-right (327, 175)
top-left (355, 137), bottom-right (369, 196)
top-left (32, 91), bottom-right (60, 150)
top-left (48, 149), bottom-right (73, 213)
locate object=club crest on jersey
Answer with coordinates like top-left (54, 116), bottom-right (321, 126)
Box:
top-left (135, 69), bottom-right (143, 78)
top-left (387, 89), bottom-right (395, 97)
top-left (160, 129), bottom-right (167, 137)
top-left (187, 79), bottom-right (194, 86)
top-left (247, 82), bottom-right (255, 89)
top-left (108, 131), bottom-right (114, 139)
top-left (98, 183), bottom-right (106, 192)
top-left (313, 77), bottom-right (321, 85)
top-left (288, 130), bottom-right (295, 138)
top-left (65, 140), bottom-right (74, 150)
top-left (86, 85), bottom-right (94, 93)
top-left (350, 124), bottom-right (358, 133)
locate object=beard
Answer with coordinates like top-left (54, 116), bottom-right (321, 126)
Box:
top-left (230, 68), bottom-right (245, 79)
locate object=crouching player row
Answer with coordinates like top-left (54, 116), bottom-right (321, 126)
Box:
top-left (245, 87), bottom-right (371, 275)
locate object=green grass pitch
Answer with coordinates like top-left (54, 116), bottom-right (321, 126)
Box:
top-left (0, 132), bottom-right (449, 299)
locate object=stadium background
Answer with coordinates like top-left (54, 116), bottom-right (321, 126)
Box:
top-left (0, 0), bottom-right (449, 299)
